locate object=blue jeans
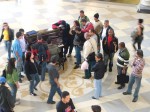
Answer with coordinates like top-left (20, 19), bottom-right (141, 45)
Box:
top-left (40, 61), bottom-right (47, 81)
top-left (47, 83), bottom-right (62, 103)
top-left (84, 60), bottom-right (96, 78)
top-left (94, 79), bottom-right (102, 99)
top-left (75, 46), bottom-right (81, 65)
top-left (126, 74), bottom-right (142, 98)
top-left (104, 52), bottom-right (114, 68)
top-left (4, 41), bottom-right (12, 60)
top-left (7, 83), bottom-right (17, 102)
top-left (29, 73), bottom-right (40, 93)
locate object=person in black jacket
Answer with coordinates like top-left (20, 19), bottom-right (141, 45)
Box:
top-left (92, 53), bottom-right (105, 99)
top-left (24, 52), bottom-right (40, 96)
top-left (0, 77), bottom-right (15, 112)
top-left (102, 28), bottom-right (118, 72)
top-left (0, 22), bottom-right (14, 60)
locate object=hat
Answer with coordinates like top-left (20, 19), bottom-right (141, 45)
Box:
top-left (91, 105), bottom-right (101, 112)
top-left (96, 53), bottom-right (103, 59)
top-left (94, 13), bottom-right (99, 19)
top-left (0, 77), bottom-right (6, 84)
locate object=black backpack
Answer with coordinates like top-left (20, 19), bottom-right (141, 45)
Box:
top-left (37, 43), bottom-right (47, 62)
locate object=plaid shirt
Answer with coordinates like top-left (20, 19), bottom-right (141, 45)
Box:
top-left (132, 58), bottom-right (145, 77)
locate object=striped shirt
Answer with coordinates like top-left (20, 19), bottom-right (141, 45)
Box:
top-left (132, 58), bottom-right (145, 77)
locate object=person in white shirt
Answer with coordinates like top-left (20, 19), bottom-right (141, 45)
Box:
top-left (82, 33), bottom-right (98, 79)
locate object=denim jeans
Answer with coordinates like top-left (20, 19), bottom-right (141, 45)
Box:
top-left (47, 83), bottom-right (62, 103)
top-left (84, 60), bottom-right (96, 78)
top-left (94, 79), bottom-right (102, 99)
top-left (16, 59), bottom-right (23, 79)
top-left (4, 40), bottom-right (12, 60)
top-left (29, 73), bottom-right (40, 93)
top-left (75, 46), bottom-right (82, 65)
top-left (126, 74), bottom-right (142, 98)
top-left (7, 83), bottom-right (17, 102)
top-left (104, 52), bottom-right (114, 68)
top-left (40, 61), bottom-right (47, 81)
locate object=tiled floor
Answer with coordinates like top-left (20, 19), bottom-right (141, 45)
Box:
top-left (0, 0), bottom-right (150, 112)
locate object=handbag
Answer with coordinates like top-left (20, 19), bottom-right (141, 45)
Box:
top-left (131, 28), bottom-right (138, 40)
top-left (81, 61), bottom-right (89, 70)
top-left (117, 74), bottom-right (129, 84)
top-left (86, 40), bottom-right (95, 61)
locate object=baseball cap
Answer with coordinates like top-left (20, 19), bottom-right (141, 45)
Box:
top-left (0, 77), bottom-right (6, 84)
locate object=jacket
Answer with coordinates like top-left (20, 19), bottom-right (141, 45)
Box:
top-left (0, 85), bottom-right (15, 112)
top-left (81, 22), bottom-right (94, 33)
top-left (100, 26), bottom-right (112, 40)
top-left (0, 28), bottom-right (14, 42)
top-left (73, 32), bottom-right (85, 47)
top-left (102, 35), bottom-right (118, 54)
top-left (92, 60), bottom-right (105, 79)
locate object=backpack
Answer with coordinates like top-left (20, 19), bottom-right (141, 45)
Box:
top-left (37, 43), bottom-right (47, 62)
top-left (1, 69), bottom-right (6, 78)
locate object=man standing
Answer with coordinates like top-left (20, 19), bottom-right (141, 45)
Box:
top-left (116, 42), bottom-right (130, 89)
top-left (47, 55), bottom-right (62, 104)
top-left (123, 50), bottom-right (145, 102)
top-left (0, 22), bottom-right (14, 60)
top-left (56, 91), bottom-right (76, 112)
top-left (81, 19), bottom-right (94, 33)
top-left (78, 10), bottom-right (90, 28)
top-left (11, 32), bottom-right (23, 83)
top-left (32, 33), bottom-right (50, 81)
top-left (102, 29), bottom-right (118, 72)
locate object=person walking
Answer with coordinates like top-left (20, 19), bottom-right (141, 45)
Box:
top-left (11, 32), bottom-right (23, 83)
top-left (132, 19), bottom-right (144, 50)
top-left (123, 50), bottom-right (145, 102)
top-left (47, 55), bottom-right (62, 104)
top-left (102, 28), bottom-right (118, 72)
top-left (6, 58), bottom-right (20, 105)
top-left (116, 42), bottom-right (130, 89)
top-left (0, 77), bottom-right (15, 112)
top-left (0, 22), bottom-right (14, 60)
top-left (24, 52), bottom-right (40, 96)
top-left (92, 53), bottom-right (105, 99)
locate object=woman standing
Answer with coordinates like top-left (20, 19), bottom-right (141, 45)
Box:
top-left (6, 58), bottom-right (20, 105)
top-left (92, 53), bottom-right (105, 99)
top-left (24, 52), bottom-right (40, 96)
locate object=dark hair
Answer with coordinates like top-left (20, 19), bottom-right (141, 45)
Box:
top-left (81, 19), bottom-right (87, 23)
top-left (108, 28), bottom-right (115, 36)
top-left (19, 28), bottom-right (24, 32)
top-left (7, 58), bottom-right (16, 74)
top-left (90, 29), bottom-right (96, 34)
top-left (138, 19), bottom-right (143, 24)
top-left (80, 10), bottom-right (84, 13)
top-left (75, 26), bottom-right (81, 32)
top-left (91, 105), bottom-right (101, 112)
top-left (51, 55), bottom-right (57, 63)
top-left (62, 91), bottom-right (69, 98)
top-left (119, 42), bottom-right (125, 48)
top-left (16, 32), bottom-right (22, 38)
top-left (74, 20), bottom-right (80, 27)
top-left (25, 52), bottom-right (32, 61)
top-left (94, 13), bottom-right (99, 19)
top-left (3, 22), bottom-right (8, 25)
top-left (37, 33), bottom-right (43, 40)
top-left (137, 49), bottom-right (144, 58)
top-left (104, 20), bottom-right (109, 23)
top-left (96, 53), bottom-right (103, 59)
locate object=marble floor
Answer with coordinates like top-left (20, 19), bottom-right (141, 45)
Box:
top-left (0, 0), bottom-right (150, 112)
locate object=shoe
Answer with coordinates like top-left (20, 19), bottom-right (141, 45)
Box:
top-left (92, 96), bottom-right (97, 99)
top-left (19, 79), bottom-right (22, 83)
top-left (74, 65), bottom-right (79, 69)
top-left (117, 85), bottom-right (125, 89)
top-left (132, 97), bottom-right (138, 102)
top-left (15, 101), bottom-right (20, 105)
top-left (67, 54), bottom-right (71, 57)
top-left (123, 92), bottom-right (131, 95)
top-left (109, 68), bottom-right (112, 72)
top-left (47, 101), bottom-right (56, 104)
top-left (82, 76), bottom-right (90, 79)
top-left (115, 82), bottom-right (120, 84)
top-left (30, 93), bottom-right (37, 96)
top-left (34, 88), bottom-right (38, 91)
top-left (74, 62), bottom-right (77, 64)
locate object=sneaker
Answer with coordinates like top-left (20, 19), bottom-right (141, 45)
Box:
top-left (30, 93), bottom-right (37, 96)
top-left (47, 101), bottom-right (56, 104)
top-left (118, 85), bottom-right (125, 89)
top-left (15, 101), bottom-right (20, 105)
top-left (132, 97), bottom-right (138, 102)
top-left (123, 92), bottom-right (131, 95)
top-left (67, 54), bottom-right (71, 57)
top-left (92, 96), bottom-right (97, 99)
top-left (34, 88), bottom-right (38, 91)
top-left (74, 65), bottom-right (79, 69)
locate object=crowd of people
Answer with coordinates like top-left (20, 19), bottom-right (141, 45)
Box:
top-left (0, 10), bottom-right (145, 112)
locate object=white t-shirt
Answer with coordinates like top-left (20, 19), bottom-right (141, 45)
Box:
top-left (19, 36), bottom-right (26, 52)
top-left (101, 27), bottom-right (107, 40)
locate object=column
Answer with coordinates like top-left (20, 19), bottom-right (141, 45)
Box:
top-left (137, 0), bottom-right (150, 13)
